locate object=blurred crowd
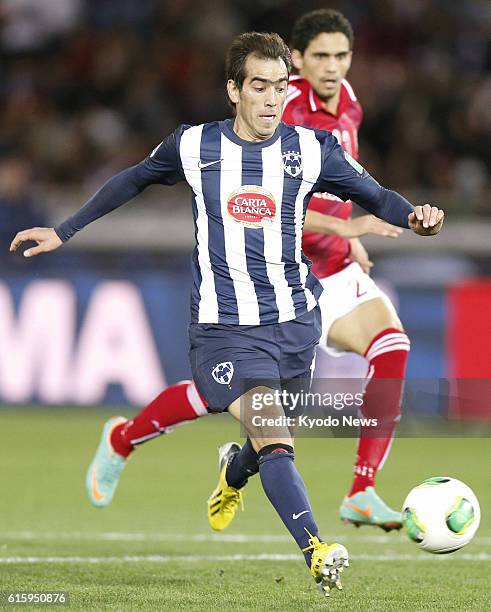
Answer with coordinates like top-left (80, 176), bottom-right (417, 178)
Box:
top-left (0, 0), bottom-right (490, 235)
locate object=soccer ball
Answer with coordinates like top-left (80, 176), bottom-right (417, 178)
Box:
top-left (402, 477), bottom-right (480, 554)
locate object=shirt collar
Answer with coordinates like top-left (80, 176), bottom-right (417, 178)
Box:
top-left (308, 81), bottom-right (344, 117)
top-left (308, 85), bottom-right (319, 112)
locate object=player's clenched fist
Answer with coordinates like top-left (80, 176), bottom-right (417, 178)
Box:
top-left (9, 227), bottom-right (63, 257)
top-left (408, 204), bottom-right (444, 236)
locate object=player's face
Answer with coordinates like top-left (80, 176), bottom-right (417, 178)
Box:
top-left (228, 54), bottom-right (288, 141)
top-left (292, 32), bottom-right (352, 101)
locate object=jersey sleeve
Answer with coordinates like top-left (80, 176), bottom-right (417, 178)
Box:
top-left (140, 126), bottom-right (187, 185)
top-left (282, 83), bottom-right (300, 124)
top-left (55, 125), bottom-right (188, 242)
top-left (282, 80), bottom-right (306, 126)
top-left (313, 133), bottom-right (413, 229)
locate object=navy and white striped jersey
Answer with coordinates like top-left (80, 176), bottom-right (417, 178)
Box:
top-left (174, 119), bottom-right (323, 325)
top-left (56, 118), bottom-right (413, 326)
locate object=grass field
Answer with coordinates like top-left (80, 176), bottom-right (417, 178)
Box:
top-left (1, 408), bottom-right (490, 611)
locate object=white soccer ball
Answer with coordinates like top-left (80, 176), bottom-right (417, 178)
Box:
top-left (402, 477), bottom-right (480, 554)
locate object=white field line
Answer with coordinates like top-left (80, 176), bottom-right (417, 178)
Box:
top-left (1, 553), bottom-right (491, 564)
top-left (1, 531), bottom-right (490, 546)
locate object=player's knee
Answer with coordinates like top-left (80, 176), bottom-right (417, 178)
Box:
top-left (257, 443), bottom-right (294, 464)
top-left (362, 330), bottom-right (410, 422)
top-left (365, 330), bottom-right (410, 370)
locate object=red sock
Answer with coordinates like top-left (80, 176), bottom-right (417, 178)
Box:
top-left (349, 328), bottom-right (410, 496)
top-left (110, 380), bottom-right (208, 457)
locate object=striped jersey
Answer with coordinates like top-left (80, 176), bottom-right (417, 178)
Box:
top-left (145, 118), bottom-right (386, 325)
top-left (283, 77), bottom-right (363, 278)
top-left (56, 117), bottom-right (413, 326)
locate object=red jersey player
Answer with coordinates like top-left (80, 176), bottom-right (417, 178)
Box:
top-left (285, 72), bottom-right (362, 279)
top-left (285, 9), bottom-right (410, 531)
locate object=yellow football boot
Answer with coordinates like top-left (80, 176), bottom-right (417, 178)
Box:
top-left (207, 442), bottom-right (244, 531)
top-left (303, 530), bottom-right (349, 597)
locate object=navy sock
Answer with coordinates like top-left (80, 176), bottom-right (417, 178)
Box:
top-left (226, 438), bottom-right (258, 489)
top-left (258, 446), bottom-right (320, 567)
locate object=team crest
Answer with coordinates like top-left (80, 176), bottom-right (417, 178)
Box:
top-left (212, 361), bottom-right (234, 385)
top-left (282, 150), bottom-right (302, 178)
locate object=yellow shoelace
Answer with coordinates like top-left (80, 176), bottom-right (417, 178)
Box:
top-left (301, 528), bottom-right (323, 552)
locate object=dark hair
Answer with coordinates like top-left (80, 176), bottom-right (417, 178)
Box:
top-left (226, 31), bottom-right (292, 92)
top-left (291, 9), bottom-right (354, 54)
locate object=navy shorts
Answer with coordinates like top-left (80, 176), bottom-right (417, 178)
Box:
top-left (188, 306), bottom-right (322, 412)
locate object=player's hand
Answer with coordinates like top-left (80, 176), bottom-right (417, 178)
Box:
top-left (349, 238), bottom-right (373, 275)
top-left (9, 227), bottom-right (63, 257)
top-left (408, 205), bottom-right (444, 236)
top-left (344, 215), bottom-right (402, 239)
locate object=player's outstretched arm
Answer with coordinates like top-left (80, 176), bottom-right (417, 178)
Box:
top-left (9, 128), bottom-right (186, 257)
top-left (8, 164), bottom-right (149, 258)
top-left (346, 214), bottom-right (403, 238)
top-left (10, 227), bottom-right (62, 258)
top-left (304, 210), bottom-right (402, 239)
top-left (408, 204), bottom-right (444, 236)
top-left (316, 136), bottom-right (445, 234)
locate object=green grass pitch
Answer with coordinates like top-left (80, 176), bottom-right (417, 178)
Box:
top-left (1, 408), bottom-right (490, 611)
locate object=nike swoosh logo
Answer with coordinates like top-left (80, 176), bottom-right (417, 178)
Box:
top-left (91, 469), bottom-right (105, 502)
top-left (348, 502), bottom-right (372, 519)
top-left (198, 159), bottom-right (223, 169)
top-left (292, 510), bottom-right (310, 520)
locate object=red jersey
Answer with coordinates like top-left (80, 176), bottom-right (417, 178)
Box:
top-left (282, 76), bottom-right (363, 278)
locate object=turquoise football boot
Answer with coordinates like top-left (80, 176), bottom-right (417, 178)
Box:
top-left (340, 486), bottom-right (402, 532)
top-left (86, 416), bottom-right (128, 508)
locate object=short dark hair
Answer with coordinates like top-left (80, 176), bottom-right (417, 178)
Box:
top-left (291, 9), bottom-right (354, 54)
top-left (225, 31), bottom-right (292, 92)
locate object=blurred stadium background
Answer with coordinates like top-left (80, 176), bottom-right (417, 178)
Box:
top-left (1, 0), bottom-right (490, 408)
top-left (1, 2), bottom-right (490, 609)
top-left (0, 0), bottom-right (490, 513)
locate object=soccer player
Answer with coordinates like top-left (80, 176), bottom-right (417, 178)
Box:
top-left (209, 9), bottom-right (417, 535)
top-left (80, 12), bottom-right (405, 528)
top-left (282, 9), bottom-right (412, 531)
top-left (11, 31), bottom-right (443, 596)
